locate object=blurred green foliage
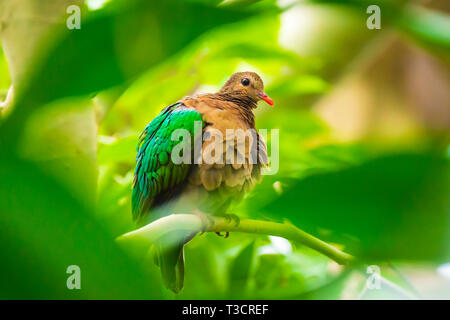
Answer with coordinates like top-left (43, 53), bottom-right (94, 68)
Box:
top-left (0, 0), bottom-right (448, 299)
top-left (0, 47), bottom-right (9, 93)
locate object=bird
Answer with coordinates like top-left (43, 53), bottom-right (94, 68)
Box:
top-left (131, 71), bottom-right (273, 293)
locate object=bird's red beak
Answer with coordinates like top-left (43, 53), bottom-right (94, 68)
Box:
top-left (258, 91), bottom-right (274, 106)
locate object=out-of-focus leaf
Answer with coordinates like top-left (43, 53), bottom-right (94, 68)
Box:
top-left (221, 0), bottom-right (280, 12)
top-left (358, 274), bottom-right (416, 300)
top-left (0, 2), bottom-right (98, 208)
top-left (229, 241), bottom-right (255, 294)
top-left (0, 46), bottom-right (10, 91)
top-left (269, 75), bottom-right (329, 97)
top-left (1, 0), bottom-right (258, 145)
top-left (396, 6), bottom-right (450, 52)
top-left (179, 241), bottom-right (225, 299)
top-left (0, 154), bottom-right (162, 299)
top-left (239, 142), bottom-right (370, 219)
top-left (98, 134), bottom-right (138, 164)
top-left (102, 10), bottom-right (284, 135)
top-left (262, 153), bottom-right (450, 261)
top-left (253, 253), bottom-right (306, 298)
top-left (221, 0), bottom-right (264, 8)
top-left (237, 176), bottom-right (298, 219)
top-left (17, 0), bottom-right (254, 106)
top-left (296, 268), bottom-right (357, 299)
top-left (0, 0), bottom-right (82, 87)
top-left (96, 165), bottom-right (134, 234)
top-left (311, 0), bottom-right (450, 52)
top-left (19, 100), bottom-right (98, 205)
top-left (211, 44), bottom-right (304, 66)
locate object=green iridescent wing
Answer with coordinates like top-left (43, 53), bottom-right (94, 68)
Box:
top-left (132, 103), bottom-right (203, 222)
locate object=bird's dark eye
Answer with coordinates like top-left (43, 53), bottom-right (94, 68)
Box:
top-left (241, 78), bottom-right (250, 86)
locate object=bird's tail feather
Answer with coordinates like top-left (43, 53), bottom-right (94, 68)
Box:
top-left (153, 230), bottom-right (194, 293)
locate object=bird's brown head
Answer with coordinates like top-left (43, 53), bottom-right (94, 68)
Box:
top-left (219, 71), bottom-right (274, 106)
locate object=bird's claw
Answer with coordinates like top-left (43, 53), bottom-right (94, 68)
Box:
top-left (215, 231), bottom-right (230, 238)
top-left (214, 214), bottom-right (239, 239)
top-left (194, 212), bottom-right (238, 238)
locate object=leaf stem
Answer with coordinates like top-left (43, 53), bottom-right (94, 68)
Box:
top-left (117, 214), bottom-right (354, 265)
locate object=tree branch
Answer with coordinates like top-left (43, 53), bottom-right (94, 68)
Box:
top-left (117, 214), bottom-right (354, 265)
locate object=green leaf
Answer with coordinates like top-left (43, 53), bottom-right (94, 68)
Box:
top-left (98, 134), bottom-right (138, 165)
top-left (0, 154), bottom-right (162, 299)
top-left (396, 6), bottom-right (450, 52)
top-left (16, 0), bottom-right (254, 106)
top-left (180, 241), bottom-right (224, 299)
top-left (228, 241), bottom-right (255, 294)
top-left (19, 100), bottom-right (98, 205)
top-left (262, 153), bottom-right (450, 261)
top-left (268, 74), bottom-right (329, 96)
top-left (1, 0), bottom-right (257, 146)
top-left (253, 253), bottom-right (307, 298)
top-left (311, 0), bottom-right (450, 52)
top-left (0, 45), bottom-right (10, 91)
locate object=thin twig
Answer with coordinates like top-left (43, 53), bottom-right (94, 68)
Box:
top-left (117, 214), bottom-right (354, 265)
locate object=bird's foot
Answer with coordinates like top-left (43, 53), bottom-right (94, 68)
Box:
top-left (193, 210), bottom-right (214, 235)
top-left (215, 231), bottom-right (230, 238)
top-left (217, 213), bottom-right (240, 227)
top-left (213, 214), bottom-right (239, 239)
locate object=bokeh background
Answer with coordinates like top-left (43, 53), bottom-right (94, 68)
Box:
top-left (0, 0), bottom-right (449, 299)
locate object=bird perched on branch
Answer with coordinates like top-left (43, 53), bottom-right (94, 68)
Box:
top-left (132, 72), bottom-right (273, 293)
